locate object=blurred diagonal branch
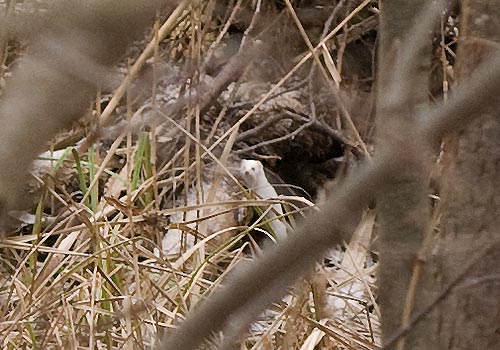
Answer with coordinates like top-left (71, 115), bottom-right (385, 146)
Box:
top-left (159, 3), bottom-right (500, 349)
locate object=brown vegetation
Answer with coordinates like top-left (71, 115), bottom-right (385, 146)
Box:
top-left (0, 1), bottom-right (499, 350)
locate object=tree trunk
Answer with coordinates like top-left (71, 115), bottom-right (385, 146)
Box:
top-left (438, 1), bottom-right (500, 348)
top-left (376, 1), bottom-right (438, 349)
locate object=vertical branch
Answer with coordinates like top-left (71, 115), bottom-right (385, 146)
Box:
top-left (376, 1), bottom-right (438, 349)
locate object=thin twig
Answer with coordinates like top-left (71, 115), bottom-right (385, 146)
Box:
top-left (283, 0), bottom-right (371, 158)
top-left (105, 39), bottom-right (264, 142)
top-left (236, 113), bottom-right (298, 142)
top-left (235, 116), bottom-right (315, 154)
top-left (76, 0), bottom-right (190, 154)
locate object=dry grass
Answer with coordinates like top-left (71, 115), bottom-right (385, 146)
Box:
top-left (0, 1), bottom-right (385, 349)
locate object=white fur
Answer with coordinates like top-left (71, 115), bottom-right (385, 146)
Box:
top-left (240, 159), bottom-right (287, 240)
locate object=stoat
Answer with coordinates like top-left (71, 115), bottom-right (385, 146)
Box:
top-left (240, 159), bottom-right (287, 240)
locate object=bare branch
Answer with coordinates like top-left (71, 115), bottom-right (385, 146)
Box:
top-left (102, 39), bottom-right (265, 142)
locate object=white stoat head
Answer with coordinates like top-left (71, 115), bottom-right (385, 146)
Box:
top-left (240, 159), bottom-right (265, 187)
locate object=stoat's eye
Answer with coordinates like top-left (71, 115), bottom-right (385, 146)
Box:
top-left (251, 167), bottom-right (255, 171)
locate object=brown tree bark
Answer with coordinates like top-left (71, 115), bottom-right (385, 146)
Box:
top-left (375, 1), bottom-right (438, 349)
top-left (438, 1), bottom-right (500, 348)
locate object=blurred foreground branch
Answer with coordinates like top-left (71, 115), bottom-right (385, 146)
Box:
top-left (159, 20), bottom-right (500, 350)
top-left (0, 0), bottom-right (169, 217)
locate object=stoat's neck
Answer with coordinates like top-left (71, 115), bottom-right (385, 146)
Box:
top-left (256, 171), bottom-right (267, 183)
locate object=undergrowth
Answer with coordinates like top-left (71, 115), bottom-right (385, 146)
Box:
top-left (0, 1), bottom-right (392, 349)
